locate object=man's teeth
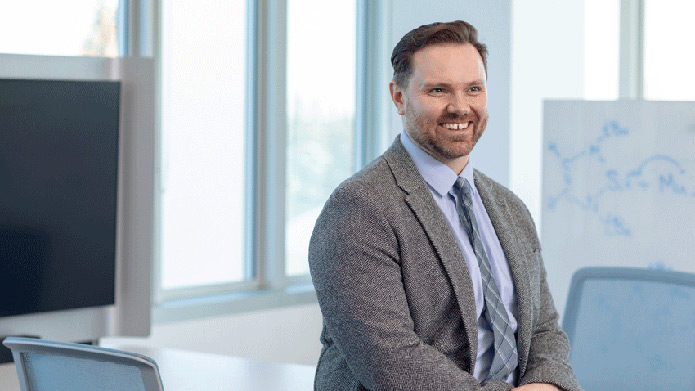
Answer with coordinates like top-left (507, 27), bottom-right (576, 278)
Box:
top-left (442, 123), bottom-right (469, 130)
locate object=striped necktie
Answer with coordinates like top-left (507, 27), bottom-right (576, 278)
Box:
top-left (453, 177), bottom-right (518, 382)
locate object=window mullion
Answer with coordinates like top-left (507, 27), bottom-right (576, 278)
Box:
top-left (354, 0), bottom-right (391, 170)
top-left (618, 0), bottom-right (644, 99)
top-left (122, 0), bottom-right (154, 57)
top-left (255, 0), bottom-right (288, 290)
top-left (117, 0), bottom-right (130, 56)
top-left (244, 0), bottom-right (258, 284)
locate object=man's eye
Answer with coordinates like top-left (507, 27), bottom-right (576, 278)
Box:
top-left (430, 88), bottom-right (444, 93)
top-left (470, 86), bottom-right (483, 92)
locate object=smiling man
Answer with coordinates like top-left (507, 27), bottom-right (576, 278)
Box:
top-left (309, 21), bottom-right (582, 391)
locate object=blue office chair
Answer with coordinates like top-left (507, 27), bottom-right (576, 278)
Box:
top-left (2, 337), bottom-right (164, 391)
top-left (562, 267), bottom-right (695, 391)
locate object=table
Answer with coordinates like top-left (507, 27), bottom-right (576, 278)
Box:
top-left (0, 347), bottom-right (316, 391)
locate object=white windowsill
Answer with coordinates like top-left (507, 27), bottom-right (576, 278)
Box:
top-left (152, 284), bottom-right (318, 324)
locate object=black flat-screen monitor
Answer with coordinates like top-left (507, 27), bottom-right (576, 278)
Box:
top-left (0, 79), bottom-right (120, 317)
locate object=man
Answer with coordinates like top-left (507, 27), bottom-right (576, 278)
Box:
top-left (309, 20), bottom-right (581, 391)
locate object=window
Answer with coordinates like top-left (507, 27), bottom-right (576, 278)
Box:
top-left (159, 0), bottom-right (248, 292)
top-left (157, 0), bottom-right (358, 302)
top-left (584, 0), bottom-right (695, 101)
top-left (643, 0), bottom-right (695, 100)
top-left (584, 0), bottom-right (620, 100)
top-left (285, 0), bottom-right (356, 276)
top-left (0, 1), bottom-right (121, 57)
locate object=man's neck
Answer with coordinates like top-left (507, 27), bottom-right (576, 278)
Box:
top-left (444, 155), bottom-right (469, 175)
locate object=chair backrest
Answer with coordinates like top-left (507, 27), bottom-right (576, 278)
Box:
top-left (562, 267), bottom-right (695, 391)
top-left (1, 337), bottom-right (164, 391)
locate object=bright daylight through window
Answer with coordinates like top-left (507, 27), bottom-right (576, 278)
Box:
top-left (643, 0), bottom-right (695, 100)
top-left (159, 0), bottom-right (248, 290)
top-left (285, 0), bottom-right (356, 277)
top-left (583, 0), bottom-right (619, 100)
top-left (0, 1), bottom-right (119, 57)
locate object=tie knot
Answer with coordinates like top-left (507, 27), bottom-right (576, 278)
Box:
top-left (453, 177), bottom-right (472, 197)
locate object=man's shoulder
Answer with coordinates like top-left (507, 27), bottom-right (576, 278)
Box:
top-left (318, 139), bottom-right (422, 224)
top-left (330, 155), bottom-right (398, 204)
top-left (310, 155), bottom-right (403, 252)
top-left (332, 138), bottom-right (412, 197)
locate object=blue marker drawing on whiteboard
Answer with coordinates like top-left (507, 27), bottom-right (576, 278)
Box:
top-left (546, 120), bottom-right (695, 236)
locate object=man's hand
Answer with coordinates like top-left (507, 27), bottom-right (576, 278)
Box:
top-left (512, 384), bottom-right (561, 391)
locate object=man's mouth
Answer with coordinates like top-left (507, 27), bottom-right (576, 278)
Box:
top-left (441, 122), bottom-right (472, 130)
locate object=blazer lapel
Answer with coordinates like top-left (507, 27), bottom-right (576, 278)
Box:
top-left (383, 137), bottom-right (479, 367)
top-left (474, 171), bottom-right (532, 376)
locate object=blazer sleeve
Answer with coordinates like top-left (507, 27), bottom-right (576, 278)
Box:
top-left (518, 259), bottom-right (583, 391)
top-left (309, 183), bottom-right (513, 391)
top-left (508, 198), bottom-right (583, 391)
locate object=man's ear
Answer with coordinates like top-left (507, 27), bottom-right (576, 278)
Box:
top-left (389, 80), bottom-right (406, 115)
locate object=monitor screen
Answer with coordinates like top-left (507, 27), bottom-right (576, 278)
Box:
top-left (0, 79), bottom-right (120, 317)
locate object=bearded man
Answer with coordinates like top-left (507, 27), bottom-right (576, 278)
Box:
top-left (309, 20), bottom-right (582, 391)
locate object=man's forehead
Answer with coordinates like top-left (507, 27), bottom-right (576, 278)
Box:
top-left (416, 41), bottom-right (477, 54)
top-left (409, 43), bottom-right (486, 84)
top-left (411, 43), bottom-right (482, 65)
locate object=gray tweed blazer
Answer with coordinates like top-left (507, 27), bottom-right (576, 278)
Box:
top-left (309, 137), bottom-right (582, 391)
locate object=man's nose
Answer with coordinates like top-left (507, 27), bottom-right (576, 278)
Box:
top-left (446, 92), bottom-right (471, 115)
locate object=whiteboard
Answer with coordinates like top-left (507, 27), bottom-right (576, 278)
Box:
top-left (541, 100), bottom-right (695, 314)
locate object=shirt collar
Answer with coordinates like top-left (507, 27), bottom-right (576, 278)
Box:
top-left (400, 130), bottom-right (476, 197)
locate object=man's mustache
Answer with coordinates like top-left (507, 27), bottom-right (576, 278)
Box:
top-left (438, 113), bottom-right (473, 122)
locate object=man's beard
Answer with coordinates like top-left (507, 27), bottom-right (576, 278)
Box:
top-left (404, 109), bottom-right (486, 161)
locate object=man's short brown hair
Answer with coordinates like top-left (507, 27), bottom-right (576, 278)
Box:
top-left (391, 20), bottom-right (488, 88)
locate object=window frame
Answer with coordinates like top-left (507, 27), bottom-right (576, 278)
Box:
top-left (148, 0), bottom-right (389, 321)
top-left (152, 0), bottom-right (264, 305)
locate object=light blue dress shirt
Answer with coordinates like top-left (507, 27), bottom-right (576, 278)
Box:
top-left (401, 130), bottom-right (519, 384)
